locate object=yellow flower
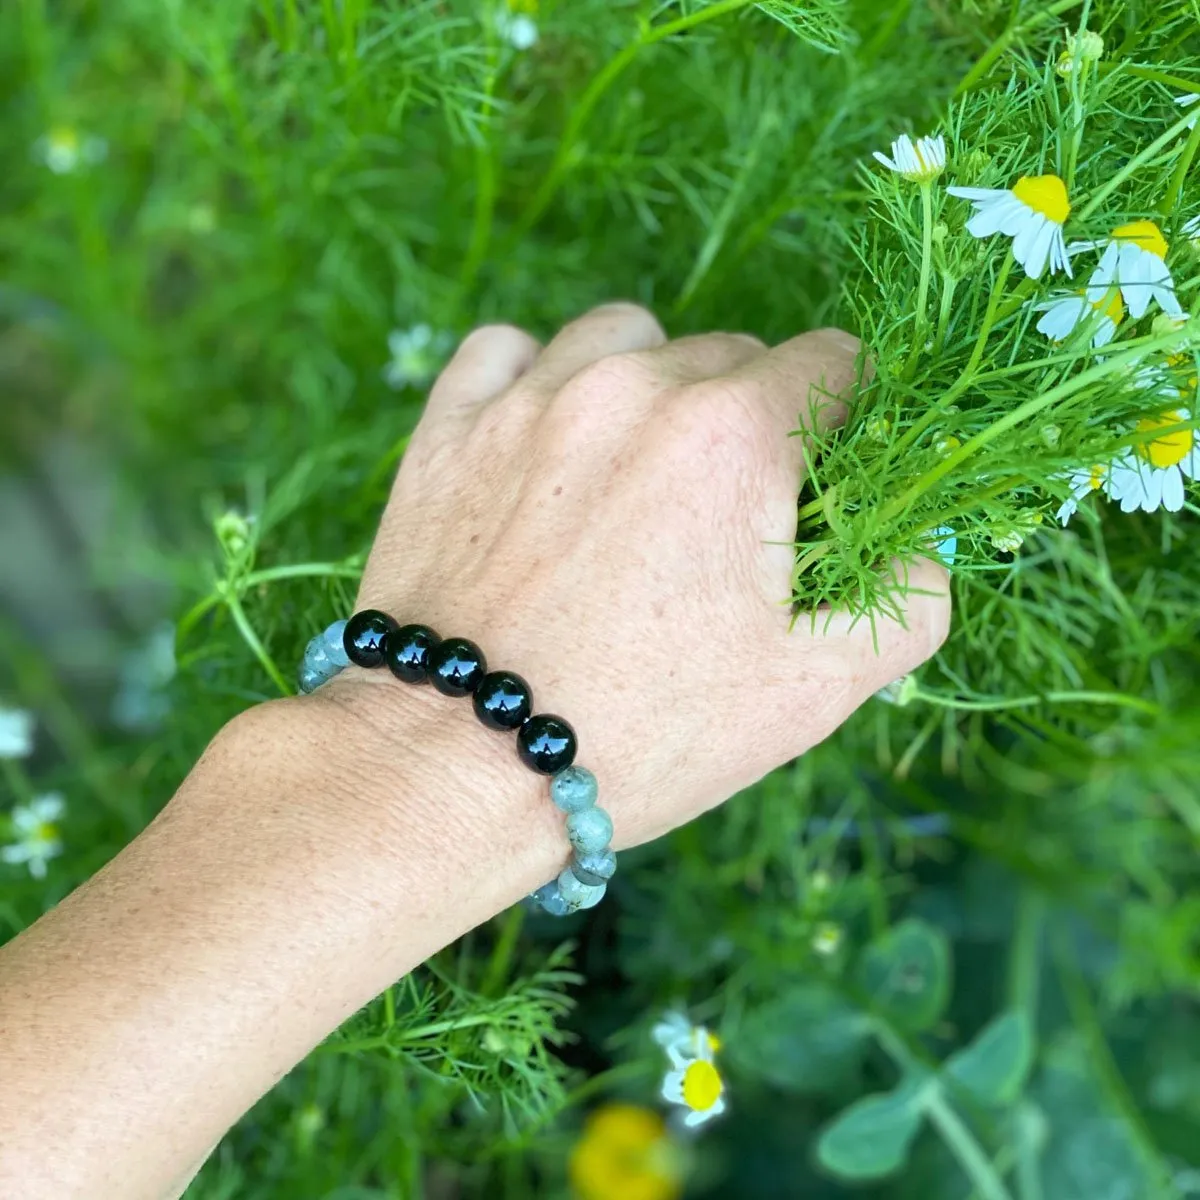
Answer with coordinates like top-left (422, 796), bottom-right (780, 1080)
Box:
top-left (569, 1105), bottom-right (682, 1200)
top-left (1109, 408), bottom-right (1198, 513)
top-left (948, 174), bottom-right (1072, 279)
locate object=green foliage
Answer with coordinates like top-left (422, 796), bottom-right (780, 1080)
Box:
top-left (3, 0), bottom-right (1200, 1197)
top-left (857, 918), bottom-right (951, 1033)
top-left (817, 1079), bottom-right (927, 1180)
top-left (943, 1011), bottom-right (1035, 1106)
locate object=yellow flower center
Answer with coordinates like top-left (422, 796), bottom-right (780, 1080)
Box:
top-left (1011, 174), bottom-right (1070, 224)
top-left (33, 821), bottom-right (58, 843)
top-left (1113, 219), bottom-right (1169, 260)
top-left (1088, 465), bottom-right (1105, 490)
top-left (569, 1105), bottom-right (681, 1200)
top-left (706, 1031), bottom-right (722, 1053)
top-left (1136, 411), bottom-right (1193, 468)
top-left (682, 1060), bottom-right (723, 1111)
top-left (1090, 287), bottom-right (1124, 324)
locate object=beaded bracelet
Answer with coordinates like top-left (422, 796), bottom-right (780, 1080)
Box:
top-left (297, 611), bottom-right (616, 916)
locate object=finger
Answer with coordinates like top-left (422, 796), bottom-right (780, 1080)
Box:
top-left (729, 326), bottom-right (862, 472)
top-left (645, 331), bottom-right (766, 383)
top-left (523, 302), bottom-right (667, 393)
top-left (786, 557), bottom-right (951, 734)
top-left (419, 324), bottom-right (541, 432)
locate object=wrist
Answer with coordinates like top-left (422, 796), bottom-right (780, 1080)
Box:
top-left (218, 669), bottom-right (566, 941)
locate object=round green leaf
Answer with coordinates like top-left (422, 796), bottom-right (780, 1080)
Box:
top-left (856, 918), bottom-right (951, 1032)
top-left (944, 1011), bottom-right (1034, 1105)
top-left (732, 981), bottom-right (870, 1094)
top-left (816, 1080), bottom-right (928, 1180)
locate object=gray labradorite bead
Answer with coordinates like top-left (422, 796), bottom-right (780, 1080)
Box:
top-left (566, 807), bottom-right (613, 856)
top-left (557, 867), bottom-right (606, 911)
top-left (298, 658), bottom-right (332, 694)
top-left (571, 848), bottom-right (617, 886)
top-left (530, 881), bottom-right (571, 917)
top-left (550, 765), bottom-right (598, 814)
top-left (321, 619), bottom-right (351, 668)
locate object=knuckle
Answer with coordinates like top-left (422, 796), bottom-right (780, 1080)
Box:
top-left (582, 301), bottom-right (665, 343)
top-left (562, 350), bottom-right (660, 401)
top-left (459, 323), bottom-right (535, 356)
top-left (667, 378), bottom-right (773, 464)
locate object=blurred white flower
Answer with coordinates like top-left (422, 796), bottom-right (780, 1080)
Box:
top-left (111, 622), bottom-right (178, 733)
top-left (656, 1013), bottom-right (726, 1129)
top-left (497, 10), bottom-right (538, 49)
top-left (1177, 93), bottom-right (1199, 130)
top-left (811, 922), bottom-right (844, 957)
top-left (0, 708), bottom-right (34, 759)
top-left (33, 126), bottom-right (108, 175)
top-left (2, 793), bottom-right (65, 880)
top-left (384, 324), bottom-right (452, 389)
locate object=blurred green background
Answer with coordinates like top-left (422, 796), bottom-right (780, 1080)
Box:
top-left (3, 1), bottom-right (1199, 1197)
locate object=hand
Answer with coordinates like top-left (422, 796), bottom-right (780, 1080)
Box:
top-left (333, 302), bottom-right (950, 848)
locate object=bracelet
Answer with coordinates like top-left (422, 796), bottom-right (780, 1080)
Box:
top-left (297, 610), bottom-right (617, 916)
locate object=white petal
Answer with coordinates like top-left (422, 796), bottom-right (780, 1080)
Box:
top-left (33, 793), bottom-right (65, 821)
top-left (1143, 469), bottom-right (1164, 512)
top-left (965, 196), bottom-right (1025, 238)
top-left (1056, 496), bottom-right (1078, 525)
top-left (29, 856), bottom-right (48, 880)
top-left (872, 151), bottom-right (899, 171)
top-left (661, 1070), bottom-right (685, 1103)
top-left (1036, 296), bottom-right (1086, 340)
top-left (0, 844), bottom-right (29, 864)
top-left (1048, 227), bottom-right (1072, 278)
top-left (1013, 215), bottom-right (1054, 278)
top-left (1093, 317), bottom-right (1117, 349)
top-left (1161, 467), bottom-right (1186, 512)
top-left (947, 187), bottom-right (1006, 201)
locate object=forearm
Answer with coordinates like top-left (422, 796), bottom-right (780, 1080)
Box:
top-left (0, 678), bottom-right (562, 1200)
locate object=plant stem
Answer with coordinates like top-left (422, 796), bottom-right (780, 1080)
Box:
top-left (884, 324), bottom-right (1192, 520)
top-left (221, 584), bottom-right (292, 696)
top-left (1078, 107), bottom-right (1200, 220)
top-left (933, 270), bottom-right (957, 355)
top-left (1007, 888), bottom-right (1044, 1021)
top-left (912, 687), bottom-right (1161, 716)
top-left (925, 1090), bottom-right (1015, 1200)
top-left (904, 182), bottom-right (935, 374)
top-left (954, 0), bottom-right (1084, 96)
top-left (961, 251), bottom-right (1015, 381)
top-left (1161, 108), bottom-right (1200, 217)
top-left (514, 0), bottom-right (758, 236)
top-left (479, 904), bottom-right (525, 997)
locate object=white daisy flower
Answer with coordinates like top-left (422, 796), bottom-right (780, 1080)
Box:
top-left (2, 793), bottom-right (65, 880)
top-left (652, 1012), bottom-right (720, 1062)
top-left (1077, 221), bottom-right (1182, 320)
top-left (1109, 408), bottom-right (1198, 514)
top-left (0, 707), bottom-right (34, 759)
top-left (659, 1024), bottom-right (726, 1128)
top-left (1035, 286), bottom-right (1124, 348)
top-left (1178, 93), bottom-right (1199, 130)
top-left (1055, 463), bottom-right (1117, 525)
top-left (872, 133), bottom-right (946, 183)
top-left (33, 126), bottom-right (107, 175)
top-left (811, 922), bottom-right (844, 957)
top-left (496, 0), bottom-right (538, 50)
top-left (947, 174), bottom-right (1073, 279)
top-left (383, 324), bottom-right (452, 390)
top-left (1183, 214), bottom-right (1200, 243)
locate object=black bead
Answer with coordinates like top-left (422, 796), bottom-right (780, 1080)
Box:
top-left (385, 624), bottom-right (441, 684)
top-left (428, 636), bottom-right (487, 697)
top-left (517, 714), bottom-right (577, 775)
top-left (473, 670), bottom-right (533, 731)
top-left (343, 609), bottom-right (398, 668)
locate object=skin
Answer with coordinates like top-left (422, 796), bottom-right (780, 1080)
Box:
top-left (0, 303), bottom-right (950, 1199)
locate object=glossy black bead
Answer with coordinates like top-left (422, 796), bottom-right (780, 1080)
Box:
top-left (343, 609), bottom-right (398, 668)
top-left (428, 636), bottom-right (487, 697)
top-left (517, 714), bottom-right (577, 775)
top-left (473, 670), bottom-right (533, 731)
top-left (385, 624), bottom-right (441, 684)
